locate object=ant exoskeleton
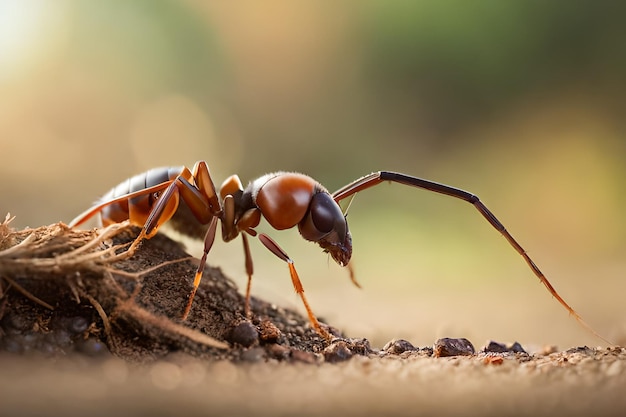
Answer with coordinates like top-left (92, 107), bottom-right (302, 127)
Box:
top-left (70, 161), bottom-right (603, 341)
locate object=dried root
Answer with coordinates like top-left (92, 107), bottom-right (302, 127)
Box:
top-left (0, 214), bottom-right (228, 354)
top-left (0, 215), bottom-right (133, 276)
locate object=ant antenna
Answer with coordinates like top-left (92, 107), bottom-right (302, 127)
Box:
top-left (340, 193), bottom-right (356, 217)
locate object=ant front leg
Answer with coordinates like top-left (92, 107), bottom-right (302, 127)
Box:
top-left (333, 171), bottom-right (556, 295)
top-left (333, 171), bottom-right (609, 342)
top-left (257, 233), bottom-right (332, 340)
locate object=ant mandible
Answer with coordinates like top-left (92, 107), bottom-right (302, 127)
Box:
top-left (70, 161), bottom-right (600, 341)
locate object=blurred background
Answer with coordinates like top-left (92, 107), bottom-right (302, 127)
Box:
top-left (1, 0), bottom-right (624, 349)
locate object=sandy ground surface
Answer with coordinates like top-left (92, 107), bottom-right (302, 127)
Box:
top-left (1, 347), bottom-right (625, 417)
top-left (1, 221), bottom-right (624, 417)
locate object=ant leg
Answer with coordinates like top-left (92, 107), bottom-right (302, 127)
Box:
top-left (257, 233), bottom-right (332, 340)
top-left (70, 181), bottom-right (173, 228)
top-left (189, 161), bottom-right (221, 217)
top-left (131, 173), bottom-right (209, 250)
top-left (241, 233), bottom-right (254, 318)
top-left (333, 171), bottom-right (610, 343)
top-left (347, 261), bottom-right (361, 289)
top-left (333, 171), bottom-right (573, 310)
top-left (182, 216), bottom-right (218, 320)
top-left (129, 179), bottom-right (181, 252)
top-left (142, 165), bottom-right (221, 240)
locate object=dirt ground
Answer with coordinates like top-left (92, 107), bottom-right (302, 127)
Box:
top-left (1, 218), bottom-right (625, 417)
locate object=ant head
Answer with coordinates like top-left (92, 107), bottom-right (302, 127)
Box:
top-left (298, 191), bottom-right (352, 266)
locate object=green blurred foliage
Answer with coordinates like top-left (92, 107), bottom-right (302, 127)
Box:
top-left (71, 0), bottom-right (224, 97)
top-left (359, 1), bottom-right (626, 151)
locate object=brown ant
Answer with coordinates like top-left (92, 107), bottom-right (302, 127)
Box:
top-left (70, 161), bottom-right (604, 341)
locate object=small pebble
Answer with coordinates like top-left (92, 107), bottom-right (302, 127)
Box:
top-left (566, 346), bottom-right (595, 355)
top-left (483, 355), bottom-right (504, 365)
top-left (259, 319), bottom-right (282, 343)
top-left (324, 340), bottom-right (353, 363)
top-left (347, 338), bottom-right (373, 356)
top-left (484, 341), bottom-right (526, 354)
top-left (433, 337), bottom-right (475, 357)
top-left (383, 339), bottom-right (417, 355)
top-left (228, 321), bottom-right (259, 348)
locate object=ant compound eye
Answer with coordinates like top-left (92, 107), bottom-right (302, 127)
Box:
top-left (299, 192), bottom-right (344, 241)
top-left (310, 193), bottom-right (340, 233)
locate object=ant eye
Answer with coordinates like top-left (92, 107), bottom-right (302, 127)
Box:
top-left (298, 192), bottom-right (347, 244)
top-left (310, 193), bottom-right (337, 233)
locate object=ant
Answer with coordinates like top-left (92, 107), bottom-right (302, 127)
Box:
top-left (70, 161), bottom-right (603, 341)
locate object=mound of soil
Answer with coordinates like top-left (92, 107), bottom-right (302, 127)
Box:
top-left (0, 218), bottom-right (379, 362)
